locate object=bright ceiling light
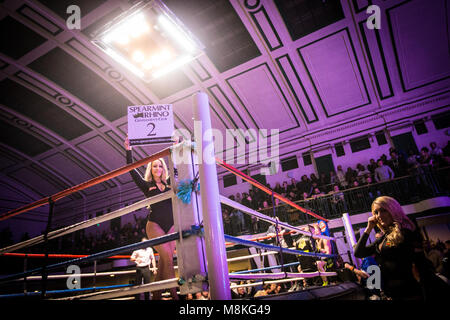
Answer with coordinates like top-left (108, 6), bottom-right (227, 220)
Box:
top-left (92, 0), bottom-right (204, 82)
top-left (142, 60), bottom-right (153, 70)
top-left (132, 50), bottom-right (145, 62)
top-left (105, 48), bottom-right (144, 78)
top-left (157, 15), bottom-right (196, 53)
top-left (152, 55), bottom-right (193, 78)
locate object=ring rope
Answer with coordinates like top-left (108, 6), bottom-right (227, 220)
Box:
top-left (225, 230), bottom-right (298, 248)
top-left (0, 192), bottom-right (172, 254)
top-left (215, 157), bottom-right (328, 221)
top-left (225, 234), bottom-right (336, 283)
top-left (224, 234), bottom-right (336, 259)
top-left (54, 277), bottom-right (180, 300)
top-left (0, 228), bottom-right (195, 283)
top-left (230, 277), bottom-right (306, 289)
top-left (10, 270), bottom-right (137, 281)
top-left (3, 249), bottom-right (279, 282)
top-left (0, 148), bottom-right (171, 222)
top-left (229, 271), bottom-right (338, 280)
top-left (0, 253), bottom-right (131, 259)
top-left (232, 261), bottom-right (300, 274)
top-left (220, 196), bottom-right (335, 241)
top-left (0, 284), bottom-right (133, 299)
top-left (226, 250), bottom-right (278, 263)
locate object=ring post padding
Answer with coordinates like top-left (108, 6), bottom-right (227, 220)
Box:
top-left (342, 213), bottom-right (361, 268)
top-left (170, 141), bottom-right (208, 295)
top-left (193, 91), bottom-right (231, 300)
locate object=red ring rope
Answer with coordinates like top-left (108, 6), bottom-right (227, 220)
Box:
top-left (215, 158), bottom-right (328, 222)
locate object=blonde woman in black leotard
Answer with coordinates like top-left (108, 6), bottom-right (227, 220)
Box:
top-left (124, 137), bottom-right (178, 300)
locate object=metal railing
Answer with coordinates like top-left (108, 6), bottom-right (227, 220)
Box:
top-left (225, 166), bottom-right (449, 235)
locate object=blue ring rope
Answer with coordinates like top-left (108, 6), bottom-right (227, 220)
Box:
top-left (224, 234), bottom-right (336, 259)
top-left (0, 228), bottom-right (196, 283)
top-left (0, 284), bottom-right (133, 299)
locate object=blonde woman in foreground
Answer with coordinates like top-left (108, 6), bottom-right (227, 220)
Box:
top-left (354, 196), bottom-right (449, 300)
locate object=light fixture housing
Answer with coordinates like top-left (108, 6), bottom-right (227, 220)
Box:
top-left (91, 0), bottom-right (204, 82)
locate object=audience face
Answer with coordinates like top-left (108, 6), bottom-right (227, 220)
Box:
top-left (377, 160), bottom-right (383, 167)
top-left (421, 148), bottom-right (429, 156)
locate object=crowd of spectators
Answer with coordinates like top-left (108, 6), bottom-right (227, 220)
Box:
top-left (65, 214), bottom-right (148, 254)
top-left (0, 214), bottom-right (148, 256)
top-left (222, 141), bottom-right (449, 236)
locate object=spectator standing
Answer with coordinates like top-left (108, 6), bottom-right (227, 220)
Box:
top-left (389, 151), bottom-right (408, 177)
top-left (336, 165), bottom-right (347, 188)
top-left (356, 164), bottom-right (370, 184)
top-left (374, 160), bottom-right (395, 182)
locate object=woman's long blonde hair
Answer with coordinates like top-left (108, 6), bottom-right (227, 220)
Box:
top-left (144, 158), bottom-right (169, 184)
top-left (371, 196), bottom-right (416, 246)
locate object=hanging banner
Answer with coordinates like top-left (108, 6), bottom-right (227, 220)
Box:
top-left (127, 104), bottom-right (174, 146)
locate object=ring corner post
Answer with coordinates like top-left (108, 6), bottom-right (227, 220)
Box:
top-left (169, 140), bottom-right (208, 296)
top-left (193, 91), bottom-right (231, 300)
top-left (342, 212), bottom-right (361, 268)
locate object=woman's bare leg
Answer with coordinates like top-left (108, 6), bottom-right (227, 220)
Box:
top-left (146, 221), bottom-right (178, 300)
top-left (316, 260), bottom-right (328, 284)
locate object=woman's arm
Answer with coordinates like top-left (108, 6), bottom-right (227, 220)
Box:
top-left (354, 216), bottom-right (379, 258)
top-left (354, 233), bottom-right (378, 258)
top-left (124, 137), bottom-right (151, 195)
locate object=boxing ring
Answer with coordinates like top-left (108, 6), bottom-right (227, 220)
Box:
top-left (0, 92), bottom-right (358, 300)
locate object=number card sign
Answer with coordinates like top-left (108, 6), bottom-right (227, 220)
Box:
top-left (127, 104), bottom-right (174, 146)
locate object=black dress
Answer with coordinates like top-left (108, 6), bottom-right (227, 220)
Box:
top-left (126, 150), bottom-right (174, 233)
top-left (354, 229), bottom-right (423, 299)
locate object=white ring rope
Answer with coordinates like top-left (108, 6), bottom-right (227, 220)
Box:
top-left (0, 191), bottom-right (173, 254)
top-left (53, 278), bottom-right (180, 300)
top-left (10, 250), bottom-right (278, 282)
top-left (227, 250), bottom-right (278, 263)
top-left (230, 277), bottom-right (310, 290)
top-left (230, 277), bottom-right (306, 290)
top-left (15, 270), bottom-right (137, 281)
top-left (220, 195), bottom-right (336, 241)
